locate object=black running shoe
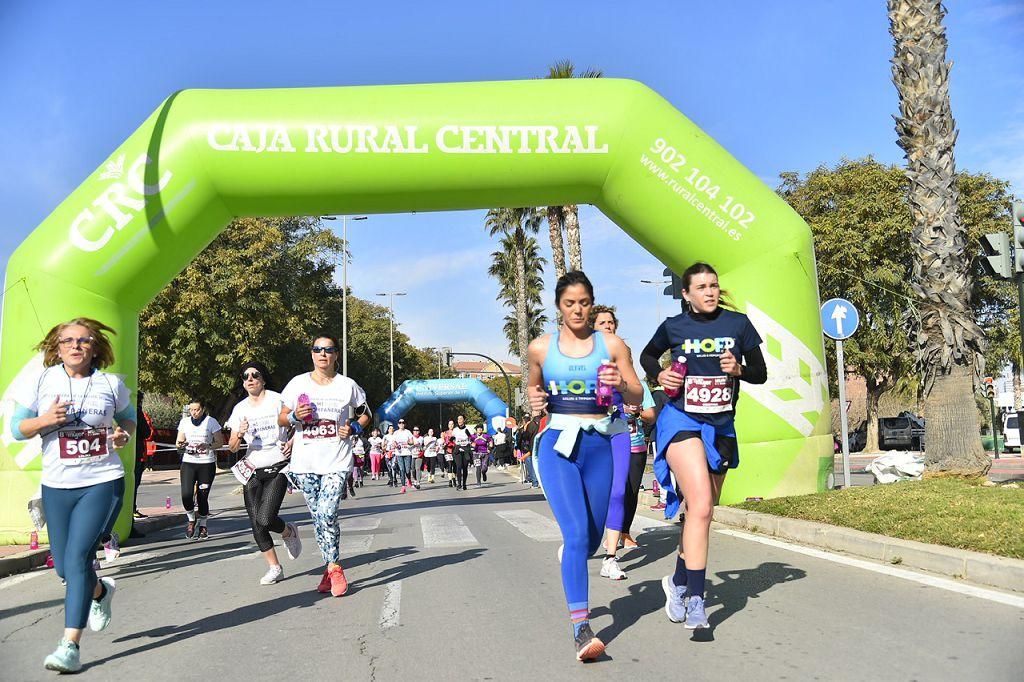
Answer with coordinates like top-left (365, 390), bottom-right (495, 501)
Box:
top-left (197, 526), bottom-right (209, 540)
top-left (574, 623), bottom-right (605, 662)
top-left (185, 521), bottom-right (196, 540)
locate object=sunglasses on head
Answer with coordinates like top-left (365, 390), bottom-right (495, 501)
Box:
top-left (311, 346), bottom-right (338, 354)
top-left (413, 428), bottom-right (420, 432)
top-left (242, 370), bottom-right (262, 380)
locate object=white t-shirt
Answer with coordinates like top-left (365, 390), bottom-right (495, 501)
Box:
top-left (451, 426), bottom-right (472, 447)
top-left (423, 435), bottom-right (438, 457)
top-left (177, 414), bottom-right (222, 464)
top-left (368, 436), bottom-right (383, 455)
top-left (226, 391), bottom-right (289, 468)
top-left (352, 437), bottom-right (365, 456)
top-left (412, 435), bottom-right (424, 456)
top-left (13, 366), bottom-right (130, 489)
top-left (393, 428), bottom-right (414, 456)
top-left (281, 372), bottom-right (367, 474)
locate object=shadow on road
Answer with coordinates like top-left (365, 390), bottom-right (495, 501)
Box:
top-left (592, 561), bottom-right (806, 645)
top-left (354, 547), bottom-right (487, 592)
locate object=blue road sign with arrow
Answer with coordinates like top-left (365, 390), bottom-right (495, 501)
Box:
top-left (820, 298), bottom-right (860, 340)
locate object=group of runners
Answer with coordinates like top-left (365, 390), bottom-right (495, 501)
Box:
top-left (12, 260), bottom-right (766, 670)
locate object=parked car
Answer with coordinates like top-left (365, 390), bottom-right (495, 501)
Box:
top-left (879, 412), bottom-right (925, 450)
top-left (1002, 412), bottom-right (1020, 453)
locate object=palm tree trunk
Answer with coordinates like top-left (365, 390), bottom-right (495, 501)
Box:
top-left (564, 205), bottom-right (583, 271)
top-left (864, 376), bottom-right (884, 453)
top-left (889, 0), bottom-right (988, 474)
top-left (546, 206), bottom-right (567, 281)
top-left (514, 233), bottom-right (530, 412)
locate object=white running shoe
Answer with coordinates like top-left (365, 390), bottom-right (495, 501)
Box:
top-left (260, 565), bottom-right (284, 585)
top-left (600, 556), bottom-right (627, 580)
top-left (88, 577), bottom-right (116, 631)
top-left (557, 544), bottom-right (563, 563)
top-left (282, 522), bottom-right (302, 560)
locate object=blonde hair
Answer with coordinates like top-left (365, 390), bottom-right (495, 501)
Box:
top-left (35, 317), bottom-right (117, 369)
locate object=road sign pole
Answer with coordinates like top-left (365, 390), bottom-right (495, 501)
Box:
top-left (835, 339), bottom-right (852, 488)
top-left (989, 394), bottom-right (1000, 460)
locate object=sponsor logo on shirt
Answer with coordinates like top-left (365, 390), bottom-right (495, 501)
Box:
top-left (679, 337), bottom-right (736, 355)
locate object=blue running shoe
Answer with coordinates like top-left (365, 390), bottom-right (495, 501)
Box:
top-left (43, 639), bottom-right (81, 673)
top-left (684, 594), bottom-right (709, 629)
top-left (661, 575), bottom-right (686, 623)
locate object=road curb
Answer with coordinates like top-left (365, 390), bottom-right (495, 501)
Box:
top-left (0, 514), bottom-right (182, 579)
top-left (708, 506), bottom-right (1024, 594)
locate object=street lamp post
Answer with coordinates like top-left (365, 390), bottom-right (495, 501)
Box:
top-left (640, 278), bottom-right (672, 324)
top-left (376, 291), bottom-right (406, 392)
top-left (341, 215), bottom-right (368, 376)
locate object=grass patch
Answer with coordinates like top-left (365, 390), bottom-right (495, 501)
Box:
top-left (734, 478), bottom-right (1024, 559)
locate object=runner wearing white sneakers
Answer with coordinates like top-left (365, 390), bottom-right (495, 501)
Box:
top-left (226, 361), bottom-right (302, 585)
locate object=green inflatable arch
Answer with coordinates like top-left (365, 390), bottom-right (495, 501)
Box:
top-left (0, 79), bottom-right (831, 543)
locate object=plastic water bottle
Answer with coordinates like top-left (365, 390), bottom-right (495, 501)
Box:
top-left (596, 359), bottom-right (614, 408)
top-left (165, 496), bottom-right (172, 509)
top-left (297, 393), bottom-right (313, 421)
top-left (663, 356), bottom-right (688, 398)
top-left (29, 531), bottom-right (39, 550)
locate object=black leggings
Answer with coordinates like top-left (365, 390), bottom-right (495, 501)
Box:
top-left (620, 450), bottom-right (648, 535)
top-left (243, 469), bottom-right (288, 552)
top-left (180, 461), bottom-right (216, 517)
top-left (454, 447), bottom-right (472, 488)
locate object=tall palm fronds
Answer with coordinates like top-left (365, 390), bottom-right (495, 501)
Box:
top-left (490, 233), bottom-right (548, 356)
top-left (888, 0), bottom-right (988, 473)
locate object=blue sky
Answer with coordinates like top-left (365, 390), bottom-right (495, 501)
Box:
top-left (1, 1), bottom-right (1021, 369)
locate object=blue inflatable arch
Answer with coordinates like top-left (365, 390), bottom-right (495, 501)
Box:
top-left (376, 379), bottom-right (508, 433)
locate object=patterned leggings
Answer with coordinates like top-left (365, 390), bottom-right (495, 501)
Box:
top-left (291, 472), bottom-right (346, 564)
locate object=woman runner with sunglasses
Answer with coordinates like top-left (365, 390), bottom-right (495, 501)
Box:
top-left (226, 361), bottom-right (302, 585)
top-left (10, 318), bottom-right (135, 673)
top-left (279, 334), bottom-right (372, 597)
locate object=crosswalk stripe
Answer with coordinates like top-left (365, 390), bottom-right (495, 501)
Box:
top-left (379, 580), bottom-right (402, 629)
top-left (343, 517), bottom-right (382, 531)
top-left (495, 509), bottom-right (562, 541)
top-left (341, 534), bottom-right (374, 554)
top-left (421, 513), bottom-right (478, 547)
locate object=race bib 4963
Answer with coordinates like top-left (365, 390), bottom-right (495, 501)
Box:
top-left (303, 419), bottom-right (338, 440)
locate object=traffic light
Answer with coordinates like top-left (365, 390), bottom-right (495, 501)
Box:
top-left (662, 267), bottom-right (683, 300)
top-left (980, 232), bottom-right (1013, 279)
top-left (983, 376), bottom-right (995, 399)
top-left (1014, 202), bottom-right (1024, 274)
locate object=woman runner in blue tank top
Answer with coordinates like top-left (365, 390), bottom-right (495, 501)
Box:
top-left (640, 262), bottom-right (768, 631)
top-left (527, 271), bottom-right (643, 662)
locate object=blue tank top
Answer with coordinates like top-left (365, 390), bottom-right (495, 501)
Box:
top-left (543, 330), bottom-right (610, 415)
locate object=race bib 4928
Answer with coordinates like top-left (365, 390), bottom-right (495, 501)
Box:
top-left (683, 376), bottom-right (734, 414)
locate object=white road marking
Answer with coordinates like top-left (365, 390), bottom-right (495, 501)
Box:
top-left (379, 580), bottom-right (402, 629)
top-left (0, 571), bottom-right (44, 590)
top-left (341, 535), bottom-right (374, 554)
top-left (495, 509), bottom-right (562, 541)
top-left (421, 514), bottom-right (477, 547)
top-left (715, 528), bottom-right (1024, 610)
top-left (344, 517), bottom-right (383, 531)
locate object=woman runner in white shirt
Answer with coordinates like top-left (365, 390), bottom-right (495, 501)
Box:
top-left (175, 399), bottom-right (225, 539)
top-left (278, 333), bottom-right (371, 597)
top-left (226, 361), bottom-right (302, 585)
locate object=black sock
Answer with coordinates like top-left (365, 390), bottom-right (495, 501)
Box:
top-left (94, 582), bottom-right (107, 602)
top-left (605, 553), bottom-right (616, 560)
top-left (672, 555), bottom-right (687, 588)
top-left (685, 568), bottom-right (706, 598)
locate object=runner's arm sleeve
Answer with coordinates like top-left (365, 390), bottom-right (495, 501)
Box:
top-left (10, 404), bottom-right (36, 440)
top-left (739, 346), bottom-right (768, 384)
top-left (640, 323), bottom-right (670, 382)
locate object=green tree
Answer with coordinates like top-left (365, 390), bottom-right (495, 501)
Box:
top-left (889, 0), bottom-right (988, 473)
top-left (489, 232), bottom-right (548, 356)
top-left (485, 207), bottom-right (544, 405)
top-left (544, 59), bottom-right (603, 273)
top-left (780, 158), bottom-right (1015, 451)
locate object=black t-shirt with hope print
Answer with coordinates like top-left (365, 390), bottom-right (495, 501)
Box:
top-left (647, 308), bottom-right (762, 427)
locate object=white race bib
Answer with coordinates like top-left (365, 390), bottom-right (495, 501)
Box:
top-left (683, 376), bottom-right (734, 414)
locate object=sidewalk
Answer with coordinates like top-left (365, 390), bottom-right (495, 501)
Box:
top-left (837, 452), bottom-right (1024, 482)
top-left (0, 469), bottom-right (190, 579)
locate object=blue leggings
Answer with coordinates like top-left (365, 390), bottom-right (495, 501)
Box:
top-left (536, 428), bottom-right (614, 621)
top-left (603, 431), bottom-right (632, 532)
top-left (42, 477), bottom-right (125, 629)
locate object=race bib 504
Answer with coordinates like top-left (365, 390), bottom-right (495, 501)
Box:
top-left (59, 428), bottom-right (109, 465)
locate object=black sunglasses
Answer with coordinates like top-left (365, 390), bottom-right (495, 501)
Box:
top-left (242, 370), bottom-right (262, 380)
top-left (311, 346), bottom-right (338, 354)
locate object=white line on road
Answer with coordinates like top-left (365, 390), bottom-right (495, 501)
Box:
top-left (341, 534), bottom-right (374, 554)
top-left (715, 528), bottom-right (1024, 609)
top-left (0, 571), bottom-right (44, 590)
top-left (421, 514), bottom-right (477, 547)
top-left (379, 580), bottom-right (402, 630)
top-left (495, 509), bottom-right (562, 541)
top-left (344, 517), bottom-right (383, 531)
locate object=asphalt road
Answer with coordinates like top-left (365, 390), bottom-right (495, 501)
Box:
top-left (1, 471), bottom-right (1022, 681)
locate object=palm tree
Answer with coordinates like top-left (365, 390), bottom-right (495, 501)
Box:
top-left (545, 60), bottom-right (603, 273)
top-left (888, 0), bottom-right (988, 474)
top-left (485, 207), bottom-right (544, 404)
top-left (490, 234), bottom-right (548, 356)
